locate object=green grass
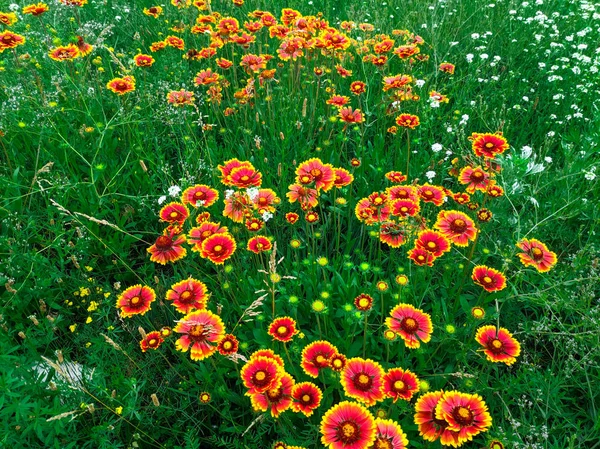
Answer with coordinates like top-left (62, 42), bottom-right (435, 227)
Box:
top-left (1, 0), bottom-right (599, 448)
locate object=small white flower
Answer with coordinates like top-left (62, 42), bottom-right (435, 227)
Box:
top-left (547, 131), bottom-right (556, 137)
top-left (544, 157), bottom-right (553, 163)
top-left (471, 33), bottom-right (480, 39)
top-left (466, 53), bottom-right (474, 63)
top-left (521, 146), bottom-right (533, 158)
top-left (415, 79), bottom-right (426, 88)
top-left (530, 197), bottom-right (539, 208)
top-left (425, 170), bottom-right (436, 180)
top-left (480, 53), bottom-right (489, 59)
top-left (262, 211), bottom-right (274, 222)
top-left (430, 100), bottom-right (440, 108)
top-left (246, 187), bottom-right (260, 202)
top-left (225, 189), bottom-right (235, 199)
top-left (195, 200), bottom-right (205, 207)
top-left (158, 195), bottom-right (167, 205)
top-left (432, 143), bottom-right (443, 152)
top-left (168, 185), bottom-right (181, 197)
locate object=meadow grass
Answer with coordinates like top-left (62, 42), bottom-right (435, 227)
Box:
top-left (0, 0), bottom-right (599, 448)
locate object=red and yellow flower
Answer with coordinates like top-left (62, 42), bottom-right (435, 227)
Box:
top-left (241, 355), bottom-right (284, 394)
top-left (340, 358), bottom-right (385, 406)
top-left (147, 230), bottom-right (187, 265)
top-left (166, 278), bottom-right (208, 314)
top-left (339, 107), bottom-right (365, 124)
top-left (354, 294), bottom-right (374, 312)
top-left (516, 238), bottom-right (557, 272)
top-left (0, 31), bottom-right (25, 52)
top-left (434, 210), bottom-right (477, 247)
top-left (116, 285), bottom-right (156, 318)
top-left (296, 158), bottom-right (335, 192)
top-left (181, 185), bottom-right (219, 208)
top-left (268, 316), bottom-right (298, 343)
top-left (174, 309), bottom-right (225, 361)
top-left (200, 233), bottom-right (237, 264)
top-left (414, 391), bottom-right (462, 446)
top-left (223, 191), bottom-right (252, 222)
top-left (143, 6), bottom-right (163, 17)
top-left (469, 132), bottom-right (509, 158)
top-left (408, 246), bottom-right (436, 267)
top-left (385, 171), bottom-right (407, 183)
top-left (329, 352), bottom-right (347, 372)
top-left (390, 199), bottom-right (420, 218)
top-left (475, 325), bottom-right (521, 366)
top-left (382, 367), bottom-right (419, 402)
top-left (106, 76), bottom-right (136, 95)
top-left (217, 333), bottom-right (239, 355)
top-left (418, 184), bottom-right (446, 206)
top-left (188, 221), bottom-right (228, 251)
top-left (435, 391), bottom-right (492, 442)
top-left (386, 303), bottom-right (433, 349)
top-left (134, 54), bottom-right (154, 67)
top-left (250, 372), bottom-right (295, 418)
top-left (458, 166), bottom-right (491, 193)
top-left (301, 340), bottom-right (337, 378)
top-left (23, 3), bottom-right (50, 16)
top-left (395, 114), bottom-right (420, 129)
top-left (229, 166), bottom-right (262, 188)
top-left (350, 81), bottom-right (366, 95)
top-left (291, 382), bottom-right (322, 417)
top-left (439, 62), bottom-right (455, 74)
top-left (379, 222), bottom-right (407, 248)
top-left (333, 168), bottom-right (354, 188)
top-left (415, 230), bottom-right (451, 258)
top-left (48, 45), bottom-right (79, 62)
top-left (140, 331), bottom-right (164, 352)
top-left (320, 401), bottom-right (377, 449)
top-left (387, 185), bottom-right (418, 202)
top-left (159, 202), bottom-right (189, 225)
top-left (287, 184), bottom-right (319, 209)
top-left (372, 418), bottom-right (409, 449)
top-left (247, 235), bottom-right (272, 254)
top-left (471, 266), bottom-right (506, 292)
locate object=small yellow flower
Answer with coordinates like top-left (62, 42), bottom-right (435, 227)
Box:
top-left (320, 291), bottom-right (330, 299)
top-left (311, 300), bottom-right (326, 313)
top-left (471, 307), bottom-right (485, 319)
top-left (383, 329), bottom-right (396, 341)
top-left (85, 317), bottom-right (92, 324)
top-left (317, 257), bottom-right (328, 266)
top-left (85, 266), bottom-right (93, 272)
top-left (69, 324), bottom-right (77, 332)
top-left (270, 273), bottom-right (282, 283)
top-left (115, 406), bottom-right (123, 415)
top-left (395, 274), bottom-right (409, 286)
top-left (445, 324), bottom-right (456, 334)
top-left (85, 342), bottom-right (92, 348)
top-left (87, 301), bottom-right (99, 312)
top-left (335, 197), bottom-right (347, 205)
top-left (419, 380), bottom-right (430, 392)
top-left (376, 281), bottom-right (389, 292)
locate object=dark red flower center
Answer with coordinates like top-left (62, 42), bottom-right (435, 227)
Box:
top-left (194, 190), bottom-right (206, 199)
top-left (392, 380), bottom-right (406, 392)
top-left (374, 438), bottom-right (393, 449)
top-left (425, 241), bottom-right (439, 252)
top-left (130, 296), bottom-right (141, 306)
top-left (400, 317), bottom-right (418, 333)
top-left (531, 247), bottom-right (543, 260)
top-left (352, 372), bottom-right (373, 391)
top-left (471, 171), bottom-right (484, 181)
top-left (266, 387), bottom-right (283, 402)
top-left (450, 219), bottom-right (467, 233)
top-left (155, 235), bottom-right (173, 249)
top-left (452, 406), bottom-right (474, 426)
top-left (148, 338), bottom-right (158, 347)
top-left (314, 354), bottom-right (329, 367)
top-left (179, 291), bottom-right (193, 303)
top-left (488, 338), bottom-right (504, 353)
top-left (252, 370), bottom-right (269, 387)
top-left (337, 421), bottom-right (360, 444)
top-left (481, 275), bottom-right (494, 286)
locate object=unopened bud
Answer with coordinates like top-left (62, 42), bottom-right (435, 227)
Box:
top-left (151, 393), bottom-right (160, 407)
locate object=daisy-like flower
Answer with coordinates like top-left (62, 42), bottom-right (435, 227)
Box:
top-left (165, 35), bottom-right (184, 49)
top-left (199, 392), bottom-right (211, 403)
top-left (350, 81), bottom-right (366, 95)
top-left (477, 208), bottom-right (493, 222)
top-left (247, 235), bottom-right (272, 254)
top-left (147, 231), bottom-right (187, 265)
top-left (386, 303), bottom-right (433, 349)
top-left (0, 12), bottom-right (17, 26)
top-left (382, 74), bottom-right (413, 91)
top-left (390, 199), bottom-right (420, 218)
top-left (382, 367), bottom-right (419, 402)
top-left (435, 391), bottom-right (492, 442)
top-left (166, 89), bottom-right (195, 107)
top-left (285, 212), bottom-right (299, 224)
top-left (385, 171), bottom-right (407, 183)
top-left (387, 185), bottom-right (419, 202)
top-left (329, 352), bottom-right (347, 372)
top-left (245, 217), bottom-right (264, 232)
top-left (188, 221), bottom-right (228, 251)
top-left (241, 355), bottom-right (284, 394)
top-left (181, 185), bottom-right (219, 208)
top-left (320, 401), bottom-right (377, 449)
top-left (140, 331), bottom-right (164, 352)
top-left (230, 166), bottom-right (262, 188)
top-left (415, 230), bottom-right (451, 258)
top-left (394, 44), bottom-right (420, 59)
top-left (439, 62), bottom-right (455, 74)
top-left (296, 158), bottom-right (335, 192)
top-left (327, 95), bottom-right (351, 108)
top-left (23, 3), bottom-right (50, 16)
top-left (418, 184), bottom-right (446, 206)
top-left (217, 17), bottom-right (240, 35)
top-left (469, 132), bottom-right (509, 159)
top-left (305, 211), bottom-right (319, 224)
top-left (414, 391), bottom-right (462, 446)
top-left (339, 107), bottom-right (365, 124)
top-left (395, 114), bottom-right (420, 129)
top-left (472, 266), bottom-right (506, 292)
top-left (287, 184), bottom-right (319, 209)
top-left (373, 418), bottom-right (409, 449)
top-left (106, 76), bottom-right (136, 95)
top-left (408, 246), bottom-right (437, 267)
top-left (166, 278), bottom-right (208, 314)
top-left (134, 54), bottom-right (154, 67)
top-left (340, 358), bottom-right (385, 406)
top-left (458, 166), bottom-right (491, 193)
top-left (301, 340), bottom-right (337, 378)
top-left (0, 32), bottom-right (25, 52)
top-left (75, 36), bottom-right (93, 57)
top-left (475, 325), bottom-right (521, 366)
top-left (379, 222), bottom-right (407, 248)
top-left (174, 309), bottom-right (225, 361)
top-left (251, 349), bottom-right (285, 368)
top-left (143, 6), bottom-right (163, 17)
top-left (434, 210), bottom-right (477, 247)
top-left (160, 327), bottom-right (172, 338)
top-left (291, 382), bottom-right (322, 417)
top-left (354, 294), bottom-right (374, 312)
top-left (48, 45), bottom-right (79, 62)
top-left (250, 372), bottom-right (295, 418)
top-left (268, 316), bottom-right (298, 343)
top-left (159, 202), bottom-right (189, 225)
top-left (487, 184), bottom-right (504, 198)
top-left (253, 188), bottom-right (279, 213)
top-left (217, 333), bottom-right (239, 355)
top-left (516, 238), bottom-right (557, 272)
top-left (200, 233), bottom-right (237, 264)
top-left (116, 285), bottom-right (156, 318)
top-left (223, 191), bottom-right (252, 223)
top-left (333, 168), bottom-right (354, 188)
top-left (194, 68), bottom-right (220, 86)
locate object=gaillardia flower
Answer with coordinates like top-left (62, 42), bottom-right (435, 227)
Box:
top-left (159, 202), bottom-right (189, 225)
top-left (116, 285), bottom-right (156, 318)
top-left (250, 372), bottom-right (295, 418)
top-left (241, 355), bottom-right (284, 394)
top-left (301, 340), bottom-right (338, 378)
top-left (382, 367), bottom-right (420, 402)
top-left (291, 382), bottom-right (322, 417)
top-left (516, 238), bottom-right (557, 272)
top-left (140, 331), bottom-right (163, 352)
top-left (320, 401), bottom-right (377, 449)
top-left (475, 325), bottom-right (521, 366)
top-left (247, 235), bottom-right (272, 254)
top-left (434, 210), bottom-right (477, 247)
top-left (268, 316), bottom-right (298, 343)
top-left (471, 266), bottom-right (506, 292)
top-left (435, 391), bottom-right (493, 442)
top-left (415, 230), bottom-right (451, 258)
top-left (217, 333), bottom-right (239, 355)
top-left (200, 233), bottom-right (237, 264)
top-left (340, 358), bottom-right (385, 406)
top-left (182, 185), bottom-right (219, 207)
top-left (470, 132), bottom-right (509, 159)
top-left (414, 391), bottom-right (462, 447)
top-left (188, 221), bottom-right (229, 251)
top-left (354, 294), bottom-right (374, 312)
top-left (166, 278), bottom-right (209, 314)
top-left (106, 76), bottom-right (136, 95)
top-left (174, 309), bottom-right (225, 361)
top-left (147, 231), bottom-right (187, 265)
top-left (373, 418), bottom-right (409, 449)
top-left (386, 303), bottom-right (433, 349)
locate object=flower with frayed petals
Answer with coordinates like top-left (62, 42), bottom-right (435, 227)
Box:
top-left (487, 184), bottom-right (504, 198)
top-left (339, 107), bottom-right (365, 124)
top-left (217, 333), bottom-right (239, 355)
top-left (458, 166), bottom-right (491, 194)
top-left (390, 199), bottom-right (420, 218)
top-left (408, 246), bottom-right (437, 267)
top-left (134, 54), bottom-right (154, 67)
top-left (250, 349), bottom-right (285, 368)
top-left (218, 159), bottom-right (254, 185)
top-left (159, 202), bottom-right (189, 225)
top-left (182, 185), bottom-right (219, 208)
top-left (245, 217), bottom-right (264, 232)
top-left (383, 74), bottom-right (413, 91)
top-left (470, 132), bottom-right (509, 159)
top-left (516, 238), bottom-right (557, 273)
top-left (305, 211), bottom-right (319, 223)
top-left (106, 76), bottom-right (136, 95)
top-left (268, 316), bottom-right (298, 343)
top-left (435, 391), bottom-right (492, 442)
top-left (247, 235), bottom-right (272, 254)
top-left (329, 353), bottom-right (347, 372)
top-left (253, 188), bottom-right (279, 212)
top-left (418, 184), bottom-right (446, 206)
top-left (140, 331), bottom-right (164, 352)
top-left (287, 184), bottom-right (319, 209)
top-left (320, 401), bottom-right (377, 449)
top-left (147, 230), bottom-right (187, 265)
top-left (241, 355), bottom-right (284, 394)
top-left (188, 221), bottom-right (228, 251)
top-left (334, 168), bottom-right (354, 188)
top-left (472, 266), bottom-right (506, 292)
top-left (75, 36), bottom-right (93, 57)
top-left (292, 382), bottom-right (322, 417)
top-left (200, 233), bottom-right (236, 264)
top-left (386, 303), bottom-right (432, 349)
top-left (229, 166), bottom-right (262, 188)
top-left (373, 418), bottom-right (409, 449)
top-left (116, 285), bottom-right (156, 318)
top-left (143, 6), bottom-right (163, 17)
top-left (327, 95), bottom-right (351, 108)
top-left (379, 222), bottom-right (406, 248)
top-left (0, 31), bottom-right (26, 51)
top-left (167, 89), bottom-right (195, 107)
top-left (387, 185), bottom-right (419, 202)
top-left (414, 391), bottom-right (462, 446)
top-left (434, 210), bottom-right (477, 247)
top-left (354, 294), bottom-right (374, 312)
top-left (383, 368), bottom-right (419, 402)
top-left (250, 372), bottom-right (295, 418)
top-left (49, 45), bottom-right (79, 62)
top-left (23, 3), bottom-right (50, 16)
top-left (415, 230), bottom-right (451, 258)
top-left (174, 309), bottom-right (225, 361)
top-left (286, 212), bottom-right (299, 224)
top-left (439, 62), bottom-right (455, 74)
top-left (296, 158), bottom-right (335, 192)
top-left (223, 191), bottom-right (252, 223)
top-left (475, 325), bottom-right (521, 366)
top-left (395, 114), bottom-right (420, 129)
top-left (301, 340), bottom-right (337, 378)
top-left (350, 81), bottom-right (367, 95)
top-left (385, 171), bottom-right (407, 183)
top-left (166, 278), bottom-right (208, 314)
top-left (340, 358), bottom-right (385, 406)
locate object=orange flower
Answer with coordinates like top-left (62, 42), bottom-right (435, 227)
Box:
top-left (439, 62), bottom-right (455, 74)
top-left (166, 278), bottom-right (208, 314)
top-left (240, 53), bottom-right (268, 72)
top-left (326, 95), bottom-right (351, 108)
top-left (194, 68), bottom-right (220, 86)
top-left (165, 35), bottom-right (184, 49)
top-left (116, 285), bottom-right (156, 318)
top-left (143, 6), bottom-right (163, 17)
top-left (218, 159), bottom-right (254, 185)
top-left (394, 44), bottom-right (420, 59)
top-left (286, 212), bottom-right (299, 224)
top-left (339, 107), bottom-right (365, 124)
top-left (106, 76), bottom-right (136, 95)
top-left (333, 168), bottom-right (354, 187)
top-left (350, 81), bottom-right (366, 95)
top-left (475, 325), bottom-right (521, 366)
top-left (435, 391), bottom-right (492, 441)
top-left (516, 238), bottom-right (557, 272)
top-left (395, 113), bottom-right (420, 129)
top-left (174, 309), bottom-right (225, 361)
top-left (340, 358), bottom-right (385, 406)
top-left (296, 158), bottom-right (335, 192)
top-left (385, 171), bottom-right (407, 183)
top-left (241, 355), bottom-right (284, 394)
top-left (291, 382), bottom-right (322, 417)
top-left (250, 372), bottom-right (295, 418)
top-left (408, 246), bottom-right (436, 267)
top-left (382, 74), bottom-right (413, 91)
top-left (471, 265), bottom-right (506, 292)
top-left (469, 132), bottom-right (509, 158)
top-left (216, 58), bottom-right (233, 69)
top-left (247, 235), bottom-right (272, 254)
top-left (417, 184), bottom-right (446, 206)
top-left (287, 184), bottom-right (319, 209)
top-left (147, 231), bottom-right (187, 265)
top-left (229, 166), bottom-right (262, 188)
top-left (48, 45), bottom-right (79, 62)
top-left (223, 191), bottom-right (252, 223)
top-left (379, 222), bottom-right (407, 248)
top-left (387, 185), bottom-right (419, 202)
top-left (434, 210), bottom-right (477, 247)
top-left (0, 12), bottom-right (17, 26)
top-left (140, 331), bottom-right (164, 352)
top-left (23, 3), bottom-right (50, 16)
top-left (200, 233), bottom-right (237, 264)
top-left (305, 211), bottom-right (319, 223)
top-left (390, 199), bottom-right (420, 218)
top-left (268, 316), bottom-right (298, 342)
top-left (386, 303), bottom-right (433, 349)
top-left (134, 54), bottom-right (154, 67)
top-left (217, 17), bottom-right (240, 35)
top-left (188, 221), bottom-right (228, 251)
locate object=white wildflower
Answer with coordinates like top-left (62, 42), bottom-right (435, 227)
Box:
top-left (168, 185), bottom-right (181, 197)
top-left (432, 143), bottom-right (443, 152)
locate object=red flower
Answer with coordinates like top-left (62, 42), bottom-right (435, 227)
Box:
top-left (301, 340), bottom-right (337, 378)
top-left (48, 45), bottom-right (79, 62)
top-left (386, 303), bottom-right (433, 349)
top-left (390, 199), bottom-right (420, 218)
top-left (166, 278), bottom-right (208, 314)
top-left (305, 211), bottom-right (319, 223)
top-left (245, 217), bottom-right (264, 232)
top-left (182, 185), bottom-right (219, 208)
top-left (296, 158), bottom-right (335, 192)
top-left (106, 76), bottom-right (136, 95)
top-left (268, 316), bottom-right (298, 342)
top-left (469, 132), bottom-right (509, 158)
top-left (379, 222), bottom-right (407, 248)
top-left (340, 358), bottom-right (385, 406)
top-left (253, 188), bottom-right (279, 212)
top-left (174, 309), bottom-right (225, 361)
top-left (458, 166), bottom-right (491, 193)
top-left (414, 391), bottom-right (462, 446)
top-left (159, 202), bottom-right (189, 225)
top-left (472, 265), bottom-right (506, 292)
top-left (417, 184), bottom-right (446, 206)
top-left (516, 238), bottom-right (557, 272)
top-left (435, 391), bottom-right (493, 441)
top-left (408, 246), bottom-right (437, 267)
top-left (327, 95), bottom-right (351, 108)
top-left (247, 235), bottom-right (272, 254)
top-left (383, 74), bottom-right (413, 91)
top-left (241, 355), bottom-right (284, 394)
top-left (216, 58), bottom-right (233, 69)
top-left (333, 168), bottom-right (354, 188)
top-left (194, 68), bottom-right (220, 86)
top-left (147, 230), bottom-right (187, 265)
top-left (200, 233), bottom-right (236, 264)
top-left (434, 210), bottom-right (478, 247)
top-left (188, 221), bottom-right (229, 251)
top-left (372, 418), bottom-right (409, 449)
top-left (134, 54), bottom-right (154, 67)
top-left (339, 107), bottom-right (365, 124)
top-left (382, 368), bottom-right (419, 402)
top-left (387, 185), bottom-right (418, 202)
top-left (218, 159), bottom-right (254, 185)
top-left (165, 35), bottom-right (184, 49)
top-left (320, 401), bottom-right (377, 449)
top-left (415, 230), bottom-right (451, 257)
top-left (116, 285), bottom-right (156, 318)
top-left (487, 184), bottom-right (504, 198)
top-left (350, 81), bottom-right (366, 95)
top-left (394, 44), bottom-right (420, 59)
top-left (395, 114), bottom-right (420, 129)
top-left (475, 325), bottom-right (521, 366)
top-left (287, 184), bottom-right (319, 209)
top-left (439, 62), bottom-right (455, 74)
top-left (217, 333), bottom-right (239, 355)
top-left (250, 372), bottom-right (295, 418)
top-left (229, 166), bottom-right (262, 188)
top-left (140, 331), bottom-right (164, 352)
top-left (223, 191), bottom-right (252, 223)
top-left (286, 212), bottom-right (299, 224)
top-left (217, 17), bottom-right (240, 35)
top-left (291, 381), bottom-right (322, 417)
top-left (354, 294), bottom-right (374, 312)
top-left (23, 3), bottom-right (50, 16)
top-left (385, 171), bottom-right (407, 183)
